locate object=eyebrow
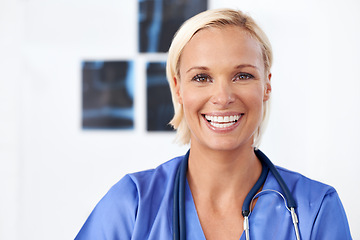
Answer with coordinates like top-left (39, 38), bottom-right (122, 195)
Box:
top-left (186, 66), bottom-right (209, 74)
top-left (186, 64), bottom-right (259, 74)
top-left (235, 64), bottom-right (260, 70)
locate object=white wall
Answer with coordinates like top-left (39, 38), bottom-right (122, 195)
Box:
top-left (0, 0), bottom-right (359, 239)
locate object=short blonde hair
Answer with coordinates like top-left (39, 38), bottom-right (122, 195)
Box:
top-left (166, 8), bottom-right (273, 147)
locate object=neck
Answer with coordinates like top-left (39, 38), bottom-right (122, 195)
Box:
top-left (187, 144), bottom-right (262, 208)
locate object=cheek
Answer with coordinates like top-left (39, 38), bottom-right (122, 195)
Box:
top-left (180, 83), bottom-right (204, 105)
top-left (240, 85), bottom-right (265, 103)
top-left (239, 86), bottom-right (266, 120)
top-left (181, 91), bottom-right (200, 114)
top-left (180, 87), bottom-right (209, 119)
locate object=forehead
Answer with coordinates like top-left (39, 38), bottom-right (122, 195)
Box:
top-left (179, 26), bottom-right (264, 74)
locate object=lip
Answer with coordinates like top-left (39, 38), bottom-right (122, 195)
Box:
top-left (201, 112), bottom-right (244, 132)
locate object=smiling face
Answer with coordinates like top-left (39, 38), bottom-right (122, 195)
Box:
top-left (175, 26), bottom-right (271, 152)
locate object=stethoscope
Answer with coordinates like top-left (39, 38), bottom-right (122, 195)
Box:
top-left (173, 149), bottom-right (301, 240)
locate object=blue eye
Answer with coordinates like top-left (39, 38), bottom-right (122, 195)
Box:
top-left (192, 74), bottom-right (212, 83)
top-left (233, 73), bottom-right (254, 81)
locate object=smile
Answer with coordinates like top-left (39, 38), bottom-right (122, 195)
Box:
top-left (203, 114), bottom-right (243, 128)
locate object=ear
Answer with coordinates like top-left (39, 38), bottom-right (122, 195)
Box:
top-left (174, 76), bottom-right (183, 104)
top-left (263, 73), bottom-right (272, 101)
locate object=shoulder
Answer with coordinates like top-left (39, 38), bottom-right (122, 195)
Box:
top-left (272, 167), bottom-right (352, 239)
top-left (275, 166), bottom-right (336, 203)
top-left (127, 155), bottom-right (183, 193)
top-left (104, 154), bottom-right (184, 211)
top-left (75, 174), bottom-right (139, 239)
top-left (75, 155), bottom-right (184, 239)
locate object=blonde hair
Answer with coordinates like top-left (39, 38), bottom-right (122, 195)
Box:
top-left (166, 8), bottom-right (273, 148)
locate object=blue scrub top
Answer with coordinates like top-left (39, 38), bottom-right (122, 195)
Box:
top-left (75, 153), bottom-right (352, 239)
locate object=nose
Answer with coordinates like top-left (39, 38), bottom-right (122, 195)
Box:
top-left (210, 80), bottom-right (235, 106)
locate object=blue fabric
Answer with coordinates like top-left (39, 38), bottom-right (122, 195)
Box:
top-left (75, 154), bottom-right (352, 239)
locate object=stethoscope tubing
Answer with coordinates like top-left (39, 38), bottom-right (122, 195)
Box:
top-left (173, 161), bottom-right (180, 240)
top-left (241, 159), bottom-right (269, 217)
top-left (173, 150), bottom-right (189, 240)
top-left (173, 149), bottom-right (300, 240)
top-left (254, 150), bottom-right (297, 209)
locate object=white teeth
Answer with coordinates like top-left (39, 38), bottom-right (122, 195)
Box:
top-left (204, 114), bottom-right (242, 125)
top-left (211, 122), bottom-right (234, 128)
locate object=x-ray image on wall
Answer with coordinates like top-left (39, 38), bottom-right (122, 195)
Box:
top-left (139, 0), bottom-right (208, 53)
top-left (146, 62), bottom-right (174, 131)
top-left (82, 61), bottom-right (134, 129)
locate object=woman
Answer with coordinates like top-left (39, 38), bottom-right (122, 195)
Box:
top-left (76, 9), bottom-right (352, 239)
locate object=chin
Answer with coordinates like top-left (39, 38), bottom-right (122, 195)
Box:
top-left (203, 137), bottom-right (250, 152)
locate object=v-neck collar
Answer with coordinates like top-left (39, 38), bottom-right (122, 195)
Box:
top-left (184, 170), bottom-right (277, 239)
